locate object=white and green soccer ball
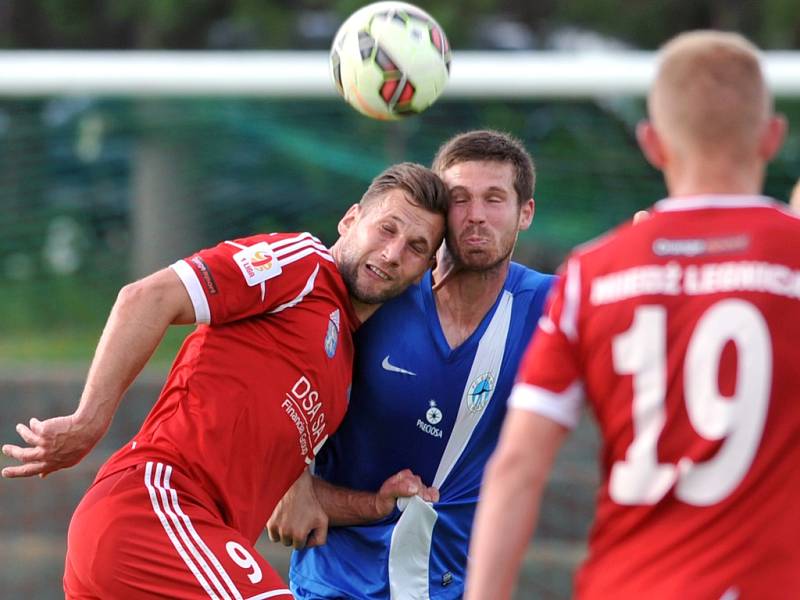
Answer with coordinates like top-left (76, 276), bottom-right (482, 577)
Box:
top-left (330, 1), bottom-right (451, 120)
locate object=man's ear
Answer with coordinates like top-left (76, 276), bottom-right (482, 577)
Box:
top-left (337, 204), bottom-right (360, 236)
top-left (632, 209), bottom-right (651, 225)
top-left (518, 198), bottom-right (534, 231)
top-left (636, 120), bottom-right (667, 170)
top-left (759, 114), bottom-right (787, 162)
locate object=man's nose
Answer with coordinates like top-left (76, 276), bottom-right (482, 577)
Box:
top-left (380, 237), bottom-right (404, 264)
top-left (466, 200), bottom-right (486, 223)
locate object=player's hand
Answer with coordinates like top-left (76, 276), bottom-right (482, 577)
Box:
top-left (267, 469), bottom-right (329, 550)
top-left (1, 413), bottom-right (102, 479)
top-left (375, 468), bottom-right (440, 517)
top-left (633, 209), bottom-right (651, 224)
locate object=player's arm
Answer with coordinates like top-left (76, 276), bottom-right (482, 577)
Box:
top-left (313, 467), bottom-right (439, 525)
top-left (1, 268), bottom-right (194, 479)
top-left (267, 467), bottom-right (438, 548)
top-left (267, 469), bottom-right (329, 549)
top-left (464, 408), bottom-right (568, 600)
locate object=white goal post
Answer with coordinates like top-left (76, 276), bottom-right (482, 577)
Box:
top-left (0, 50), bottom-right (798, 98)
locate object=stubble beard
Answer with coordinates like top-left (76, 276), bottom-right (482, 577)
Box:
top-left (447, 230), bottom-right (515, 274)
top-left (338, 254), bottom-right (402, 306)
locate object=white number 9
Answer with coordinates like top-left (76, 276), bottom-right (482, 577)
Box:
top-left (225, 541), bottom-right (263, 584)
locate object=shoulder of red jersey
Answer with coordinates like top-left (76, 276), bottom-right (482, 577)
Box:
top-left (172, 231), bottom-right (337, 324)
top-left (222, 232), bottom-right (334, 288)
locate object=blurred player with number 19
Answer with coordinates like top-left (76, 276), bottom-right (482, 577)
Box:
top-left (467, 31), bottom-right (800, 600)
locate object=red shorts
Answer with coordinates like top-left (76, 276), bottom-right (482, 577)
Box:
top-left (64, 461), bottom-right (293, 600)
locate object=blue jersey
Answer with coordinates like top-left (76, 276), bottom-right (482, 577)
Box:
top-left (290, 263), bottom-right (554, 600)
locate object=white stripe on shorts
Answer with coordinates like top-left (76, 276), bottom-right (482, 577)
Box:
top-left (161, 464), bottom-right (244, 600)
top-left (145, 461), bottom-right (292, 600)
top-left (244, 590), bottom-right (294, 599)
top-left (144, 461), bottom-right (223, 599)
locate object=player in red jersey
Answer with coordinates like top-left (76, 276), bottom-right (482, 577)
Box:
top-left (1, 162), bottom-right (447, 599)
top-left (466, 31), bottom-right (798, 600)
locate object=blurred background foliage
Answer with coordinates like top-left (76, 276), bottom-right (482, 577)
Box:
top-left (0, 0), bottom-right (797, 364)
top-left (2, 0), bottom-right (800, 50)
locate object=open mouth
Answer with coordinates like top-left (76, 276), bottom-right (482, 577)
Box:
top-left (366, 264), bottom-right (390, 281)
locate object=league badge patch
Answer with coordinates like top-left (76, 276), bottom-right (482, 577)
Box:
top-left (232, 241), bottom-right (282, 287)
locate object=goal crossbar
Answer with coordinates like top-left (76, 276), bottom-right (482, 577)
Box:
top-left (0, 50), bottom-right (798, 98)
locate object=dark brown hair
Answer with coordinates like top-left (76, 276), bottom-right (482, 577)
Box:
top-left (431, 130), bottom-right (535, 206)
top-left (360, 162), bottom-right (449, 216)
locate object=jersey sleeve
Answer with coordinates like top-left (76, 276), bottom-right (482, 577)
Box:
top-left (170, 232), bottom-right (336, 325)
top-left (509, 258), bottom-right (585, 429)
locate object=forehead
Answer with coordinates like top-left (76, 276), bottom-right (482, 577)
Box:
top-left (440, 160), bottom-right (515, 192)
top-left (365, 188), bottom-right (418, 219)
top-left (365, 189), bottom-right (443, 234)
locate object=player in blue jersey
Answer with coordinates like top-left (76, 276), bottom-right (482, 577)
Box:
top-left (268, 130), bottom-right (555, 599)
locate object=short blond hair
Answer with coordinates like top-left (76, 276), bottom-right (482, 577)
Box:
top-left (649, 31), bottom-right (771, 157)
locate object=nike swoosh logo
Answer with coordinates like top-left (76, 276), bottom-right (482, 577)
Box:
top-left (382, 355), bottom-right (417, 376)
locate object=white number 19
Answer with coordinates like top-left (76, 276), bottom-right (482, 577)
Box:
top-left (609, 299), bottom-right (772, 506)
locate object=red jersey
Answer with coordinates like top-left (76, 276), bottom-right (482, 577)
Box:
top-left (98, 232), bottom-right (358, 543)
top-left (511, 196), bottom-right (800, 599)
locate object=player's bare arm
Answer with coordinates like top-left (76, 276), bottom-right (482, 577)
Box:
top-left (465, 409), bottom-right (568, 600)
top-left (268, 466), bottom-right (438, 548)
top-left (315, 467), bottom-right (440, 524)
top-left (1, 268), bottom-right (194, 479)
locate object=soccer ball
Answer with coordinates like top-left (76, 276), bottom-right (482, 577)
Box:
top-left (330, 1), bottom-right (451, 120)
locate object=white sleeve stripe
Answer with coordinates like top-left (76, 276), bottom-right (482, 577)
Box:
top-left (560, 258), bottom-right (580, 341)
top-left (223, 236), bottom-right (331, 262)
top-left (278, 247), bottom-right (335, 267)
top-left (507, 382), bottom-right (584, 429)
top-left (270, 232), bottom-right (315, 250)
top-left (269, 263), bottom-right (320, 314)
top-left (171, 260), bottom-right (211, 324)
top-left (275, 238), bottom-right (331, 260)
top-left (270, 232), bottom-right (323, 251)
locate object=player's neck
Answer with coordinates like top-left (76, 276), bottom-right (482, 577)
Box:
top-left (432, 260), bottom-right (510, 349)
top-left (349, 298), bottom-right (381, 324)
top-left (664, 156), bottom-right (765, 197)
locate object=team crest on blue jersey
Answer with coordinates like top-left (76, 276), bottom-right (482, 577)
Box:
top-left (467, 372), bottom-right (495, 413)
top-left (324, 309), bottom-right (340, 358)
